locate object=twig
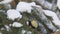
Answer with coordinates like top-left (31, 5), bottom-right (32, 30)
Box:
top-left (32, 6), bottom-right (57, 32)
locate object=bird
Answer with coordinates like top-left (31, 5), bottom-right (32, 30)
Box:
top-left (16, 2), bottom-right (36, 13)
top-left (7, 9), bottom-right (22, 21)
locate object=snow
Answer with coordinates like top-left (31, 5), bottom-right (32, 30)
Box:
top-left (34, 5), bottom-right (42, 8)
top-left (0, 0), bottom-right (13, 4)
top-left (52, 20), bottom-right (60, 26)
top-left (21, 30), bottom-right (32, 34)
top-left (12, 22), bottom-right (23, 27)
top-left (27, 31), bottom-right (32, 34)
top-left (43, 10), bottom-right (59, 20)
top-left (43, 10), bottom-right (56, 17)
top-left (57, 0), bottom-right (60, 9)
top-left (16, 2), bottom-right (36, 13)
top-left (43, 10), bottom-right (60, 26)
top-left (4, 25), bottom-right (10, 31)
top-left (56, 29), bottom-right (60, 32)
top-left (21, 30), bottom-right (26, 34)
top-left (0, 32), bottom-right (2, 34)
top-left (9, 24), bottom-right (12, 27)
top-left (29, 2), bottom-right (36, 6)
top-left (0, 0), bottom-right (13, 9)
top-left (26, 21), bottom-right (29, 25)
top-left (1, 27), bottom-right (5, 30)
top-left (7, 9), bottom-right (22, 21)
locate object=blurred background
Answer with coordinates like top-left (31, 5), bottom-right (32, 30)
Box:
top-left (0, 0), bottom-right (60, 34)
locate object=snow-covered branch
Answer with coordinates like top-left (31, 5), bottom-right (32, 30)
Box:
top-left (32, 0), bottom-right (57, 11)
